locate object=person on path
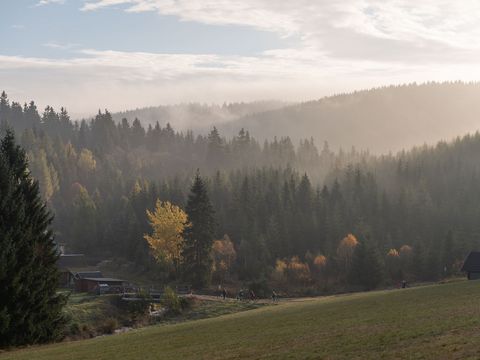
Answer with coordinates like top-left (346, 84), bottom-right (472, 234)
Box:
top-left (222, 288), bottom-right (227, 300)
top-left (272, 290), bottom-right (277, 302)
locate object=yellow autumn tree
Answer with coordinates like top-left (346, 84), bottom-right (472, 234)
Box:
top-left (311, 254), bottom-right (327, 282)
top-left (313, 254), bottom-right (327, 270)
top-left (77, 148), bottom-right (96, 173)
top-left (144, 200), bottom-right (187, 272)
top-left (387, 248), bottom-right (400, 257)
top-left (285, 256), bottom-right (311, 285)
top-left (337, 233), bottom-right (359, 275)
top-left (272, 259), bottom-right (288, 283)
top-left (212, 234), bottom-right (237, 281)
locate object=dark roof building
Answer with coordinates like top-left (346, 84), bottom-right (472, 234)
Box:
top-left (57, 254), bottom-right (88, 288)
top-left (56, 254), bottom-right (126, 293)
top-left (74, 271), bottom-right (104, 279)
top-left (461, 251), bottom-right (480, 280)
top-left (75, 277), bottom-right (126, 293)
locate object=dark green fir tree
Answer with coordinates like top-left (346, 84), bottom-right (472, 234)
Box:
top-left (349, 239), bottom-right (383, 290)
top-left (182, 171), bottom-right (216, 288)
top-left (0, 130), bottom-right (66, 348)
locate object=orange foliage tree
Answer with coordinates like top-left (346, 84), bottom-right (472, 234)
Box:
top-left (336, 234), bottom-right (358, 275)
top-left (272, 259), bottom-right (288, 283)
top-left (285, 256), bottom-right (311, 285)
top-left (212, 234), bottom-right (237, 282)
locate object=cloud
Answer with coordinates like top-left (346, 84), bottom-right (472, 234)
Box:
top-left (43, 42), bottom-right (80, 50)
top-left (80, 1), bottom-right (480, 59)
top-left (2, 47), bottom-right (480, 118)
top-left (36, 0), bottom-right (65, 5)
top-left (5, 1), bottom-right (480, 116)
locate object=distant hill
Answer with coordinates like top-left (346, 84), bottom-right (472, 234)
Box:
top-left (111, 101), bottom-right (289, 133)
top-left (114, 82), bottom-right (480, 154)
top-left (217, 82), bottom-right (480, 153)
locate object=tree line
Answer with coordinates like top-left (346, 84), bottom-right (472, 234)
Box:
top-left (1, 91), bottom-right (478, 295)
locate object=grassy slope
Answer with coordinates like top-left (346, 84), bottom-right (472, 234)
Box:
top-left (3, 280), bottom-right (480, 360)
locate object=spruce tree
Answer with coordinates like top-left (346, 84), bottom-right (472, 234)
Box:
top-left (0, 130), bottom-right (65, 347)
top-left (182, 171), bottom-right (216, 288)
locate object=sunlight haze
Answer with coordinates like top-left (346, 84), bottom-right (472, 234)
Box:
top-left (3, 1), bottom-right (480, 117)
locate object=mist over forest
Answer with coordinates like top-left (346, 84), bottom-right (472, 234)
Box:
top-left (112, 101), bottom-right (288, 134)
top-left (2, 81), bottom-right (480, 293)
top-left (113, 82), bottom-right (480, 153)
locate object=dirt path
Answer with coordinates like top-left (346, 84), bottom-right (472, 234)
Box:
top-left (187, 293), bottom-right (292, 304)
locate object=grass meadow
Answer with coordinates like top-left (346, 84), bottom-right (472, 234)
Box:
top-left (3, 280), bottom-right (480, 359)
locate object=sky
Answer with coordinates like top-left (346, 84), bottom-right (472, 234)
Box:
top-left (3, 0), bottom-right (480, 117)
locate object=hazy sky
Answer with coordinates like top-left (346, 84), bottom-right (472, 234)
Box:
top-left (3, 0), bottom-right (480, 117)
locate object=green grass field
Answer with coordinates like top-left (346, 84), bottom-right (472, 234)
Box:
top-left (3, 280), bottom-right (480, 360)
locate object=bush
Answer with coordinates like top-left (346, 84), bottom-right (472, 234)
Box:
top-left (117, 293), bottom-right (151, 322)
top-left (68, 322), bottom-right (80, 336)
top-left (99, 318), bottom-right (119, 334)
top-left (179, 296), bottom-right (194, 311)
top-left (80, 324), bottom-right (94, 338)
top-left (161, 286), bottom-right (181, 315)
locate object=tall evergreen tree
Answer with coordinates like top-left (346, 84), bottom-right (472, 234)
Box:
top-left (348, 239), bottom-right (383, 290)
top-left (0, 130), bottom-right (66, 347)
top-left (182, 171), bottom-right (216, 288)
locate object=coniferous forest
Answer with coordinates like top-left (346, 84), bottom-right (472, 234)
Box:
top-left (1, 89), bottom-right (479, 294)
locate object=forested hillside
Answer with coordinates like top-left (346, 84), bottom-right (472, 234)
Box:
top-left (114, 82), bottom-right (480, 153)
top-left (112, 101), bottom-right (288, 134)
top-left (215, 82), bottom-right (480, 153)
top-left (0, 89), bottom-right (479, 292)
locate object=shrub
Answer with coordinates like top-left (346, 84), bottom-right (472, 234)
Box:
top-left (99, 318), bottom-right (119, 334)
top-left (179, 296), bottom-right (194, 311)
top-left (68, 322), bottom-right (80, 336)
top-left (161, 286), bottom-right (181, 315)
top-left (117, 293), bottom-right (151, 322)
top-left (80, 324), bottom-right (94, 338)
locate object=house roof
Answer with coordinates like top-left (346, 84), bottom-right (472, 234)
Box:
top-left (461, 251), bottom-right (480, 272)
top-left (74, 271), bottom-right (103, 279)
top-left (57, 254), bottom-right (86, 269)
top-left (82, 277), bottom-right (125, 283)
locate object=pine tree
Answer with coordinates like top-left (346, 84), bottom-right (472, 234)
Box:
top-left (0, 91), bottom-right (10, 124)
top-left (182, 171), bottom-right (216, 288)
top-left (0, 130), bottom-right (66, 347)
top-left (206, 127), bottom-right (225, 168)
